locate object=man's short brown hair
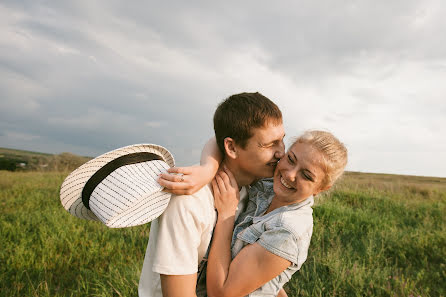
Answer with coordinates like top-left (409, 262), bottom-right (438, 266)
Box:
top-left (213, 92), bottom-right (282, 154)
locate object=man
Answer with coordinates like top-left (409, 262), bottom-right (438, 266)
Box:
top-left (138, 92), bottom-right (285, 297)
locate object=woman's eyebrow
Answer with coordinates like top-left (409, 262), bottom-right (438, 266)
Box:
top-left (294, 152), bottom-right (316, 179)
top-left (290, 150), bottom-right (297, 161)
top-left (293, 151), bottom-right (315, 176)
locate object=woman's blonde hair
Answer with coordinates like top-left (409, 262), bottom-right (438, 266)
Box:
top-left (293, 130), bottom-right (348, 188)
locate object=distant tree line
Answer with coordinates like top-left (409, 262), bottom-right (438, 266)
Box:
top-left (0, 150), bottom-right (91, 172)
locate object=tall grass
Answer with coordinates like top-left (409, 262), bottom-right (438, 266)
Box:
top-left (1, 171), bottom-right (149, 296)
top-left (285, 173), bottom-right (446, 296)
top-left (1, 171), bottom-right (445, 296)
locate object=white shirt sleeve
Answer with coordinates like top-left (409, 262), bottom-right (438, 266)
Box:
top-left (152, 193), bottom-right (205, 275)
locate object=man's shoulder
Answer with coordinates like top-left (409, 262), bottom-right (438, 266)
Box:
top-left (161, 184), bottom-right (214, 220)
top-left (170, 184), bottom-right (213, 205)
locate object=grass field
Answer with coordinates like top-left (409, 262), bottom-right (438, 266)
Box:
top-left (1, 170), bottom-right (445, 296)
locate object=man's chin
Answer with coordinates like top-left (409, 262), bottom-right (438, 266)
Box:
top-left (263, 166), bottom-right (277, 178)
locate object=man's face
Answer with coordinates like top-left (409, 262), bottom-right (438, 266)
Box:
top-left (233, 122), bottom-right (285, 181)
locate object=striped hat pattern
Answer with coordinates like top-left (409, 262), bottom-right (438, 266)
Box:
top-left (60, 144), bottom-right (175, 228)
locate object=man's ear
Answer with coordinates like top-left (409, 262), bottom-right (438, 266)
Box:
top-left (223, 137), bottom-right (237, 159)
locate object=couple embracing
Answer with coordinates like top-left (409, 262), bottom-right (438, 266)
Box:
top-left (138, 92), bottom-right (348, 297)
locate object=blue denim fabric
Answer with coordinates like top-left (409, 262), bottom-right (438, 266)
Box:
top-left (196, 179), bottom-right (313, 297)
top-left (231, 178), bottom-right (314, 296)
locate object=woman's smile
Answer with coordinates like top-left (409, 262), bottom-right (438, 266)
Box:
top-left (279, 175), bottom-right (295, 190)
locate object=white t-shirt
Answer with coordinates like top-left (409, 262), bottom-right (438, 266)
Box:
top-left (138, 185), bottom-right (248, 297)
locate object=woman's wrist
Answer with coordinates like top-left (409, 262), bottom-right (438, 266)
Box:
top-left (217, 211), bottom-right (236, 222)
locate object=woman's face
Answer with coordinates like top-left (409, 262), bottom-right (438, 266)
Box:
top-left (273, 142), bottom-right (329, 204)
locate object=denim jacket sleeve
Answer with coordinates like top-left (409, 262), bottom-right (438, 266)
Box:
top-left (236, 220), bottom-right (299, 266)
top-left (257, 225), bottom-right (298, 265)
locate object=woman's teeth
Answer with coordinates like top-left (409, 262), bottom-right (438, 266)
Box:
top-left (280, 176), bottom-right (293, 189)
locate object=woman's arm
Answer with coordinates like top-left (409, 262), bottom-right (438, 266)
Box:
top-left (207, 169), bottom-right (239, 296)
top-left (208, 243), bottom-right (291, 297)
top-left (277, 288), bottom-right (288, 297)
top-left (158, 137), bottom-right (222, 195)
top-left (207, 168), bottom-right (291, 297)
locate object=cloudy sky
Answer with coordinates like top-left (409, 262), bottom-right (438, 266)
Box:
top-left (1, 0), bottom-right (445, 177)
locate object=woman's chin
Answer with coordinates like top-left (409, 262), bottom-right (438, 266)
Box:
top-left (274, 176), bottom-right (295, 196)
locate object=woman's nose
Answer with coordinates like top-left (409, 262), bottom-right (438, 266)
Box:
top-left (282, 170), bottom-right (296, 182)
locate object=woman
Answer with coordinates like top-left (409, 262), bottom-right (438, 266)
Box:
top-left (161, 130), bottom-right (347, 296)
top-left (207, 131), bottom-right (347, 296)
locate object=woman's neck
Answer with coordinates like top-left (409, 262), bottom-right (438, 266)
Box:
top-left (265, 195), bottom-right (309, 214)
top-left (265, 196), bottom-right (283, 214)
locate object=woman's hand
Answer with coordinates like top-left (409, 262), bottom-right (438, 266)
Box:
top-left (158, 164), bottom-right (216, 195)
top-left (211, 166), bottom-right (240, 219)
top-left (277, 288), bottom-right (289, 297)
top-left (158, 137), bottom-right (221, 195)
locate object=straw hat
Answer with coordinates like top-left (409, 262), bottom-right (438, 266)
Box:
top-left (60, 144), bottom-right (175, 228)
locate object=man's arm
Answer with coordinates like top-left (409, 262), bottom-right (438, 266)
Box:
top-left (160, 274), bottom-right (197, 297)
top-left (150, 193), bottom-right (208, 297)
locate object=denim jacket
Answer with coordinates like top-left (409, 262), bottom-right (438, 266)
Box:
top-left (231, 178), bottom-right (314, 296)
top-left (196, 179), bottom-right (313, 297)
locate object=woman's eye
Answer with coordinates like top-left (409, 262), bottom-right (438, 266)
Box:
top-left (302, 173), bottom-right (313, 181)
top-left (287, 155), bottom-right (294, 164)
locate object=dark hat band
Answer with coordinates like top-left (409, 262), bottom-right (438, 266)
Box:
top-left (82, 152), bottom-right (163, 209)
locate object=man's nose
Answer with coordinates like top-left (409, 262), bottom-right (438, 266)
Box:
top-left (274, 142), bottom-right (285, 159)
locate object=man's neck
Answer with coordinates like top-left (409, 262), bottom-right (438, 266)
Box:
top-left (222, 159), bottom-right (255, 187)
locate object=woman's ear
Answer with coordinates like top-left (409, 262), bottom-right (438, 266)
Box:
top-left (313, 184), bottom-right (331, 196)
top-left (223, 137), bottom-right (237, 159)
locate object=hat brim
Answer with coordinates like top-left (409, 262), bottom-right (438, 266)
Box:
top-left (60, 144), bottom-right (174, 225)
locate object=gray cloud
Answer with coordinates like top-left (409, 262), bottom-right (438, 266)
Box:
top-left (0, 1), bottom-right (445, 176)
